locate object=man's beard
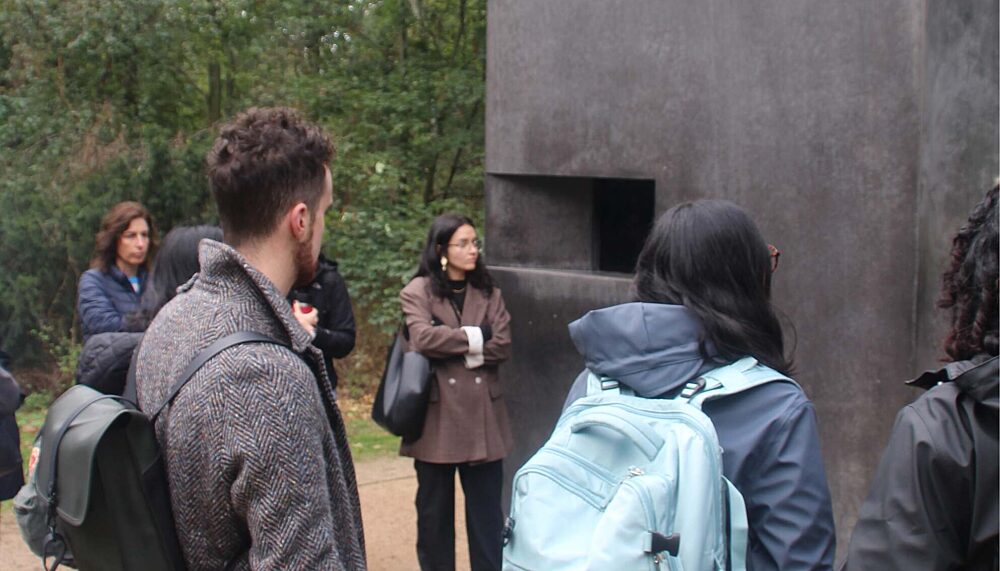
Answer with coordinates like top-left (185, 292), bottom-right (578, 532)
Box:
top-left (292, 227), bottom-right (319, 288)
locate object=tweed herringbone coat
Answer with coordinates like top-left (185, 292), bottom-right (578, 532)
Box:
top-left (398, 276), bottom-right (513, 464)
top-left (135, 240), bottom-right (366, 570)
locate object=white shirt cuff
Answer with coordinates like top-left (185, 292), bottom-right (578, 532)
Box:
top-left (462, 326), bottom-right (485, 369)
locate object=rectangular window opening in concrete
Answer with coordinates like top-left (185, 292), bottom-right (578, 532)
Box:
top-left (594, 178), bottom-right (655, 273)
top-left (486, 174), bottom-right (654, 272)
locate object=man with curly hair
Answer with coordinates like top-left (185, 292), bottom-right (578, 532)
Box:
top-left (135, 107), bottom-right (366, 570)
top-left (841, 185), bottom-right (998, 570)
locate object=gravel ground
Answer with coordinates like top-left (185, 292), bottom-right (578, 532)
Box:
top-left (0, 455), bottom-right (471, 571)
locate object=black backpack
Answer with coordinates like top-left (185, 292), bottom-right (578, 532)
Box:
top-left (35, 332), bottom-right (282, 571)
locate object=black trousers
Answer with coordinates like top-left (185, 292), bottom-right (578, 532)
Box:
top-left (414, 459), bottom-right (504, 571)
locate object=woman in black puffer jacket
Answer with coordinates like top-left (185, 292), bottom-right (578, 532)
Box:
top-left (0, 358), bottom-right (24, 501)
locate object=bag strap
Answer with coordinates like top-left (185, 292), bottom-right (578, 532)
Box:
top-left (583, 357), bottom-right (796, 405)
top-left (122, 335), bottom-right (143, 407)
top-left (151, 331), bottom-right (284, 422)
top-left (680, 356), bottom-right (798, 410)
top-left (584, 371), bottom-right (636, 397)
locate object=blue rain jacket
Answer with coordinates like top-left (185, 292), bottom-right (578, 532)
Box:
top-left (564, 302), bottom-right (836, 571)
top-left (77, 266), bottom-right (146, 339)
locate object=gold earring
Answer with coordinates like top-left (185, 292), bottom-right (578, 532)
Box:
top-left (440, 256), bottom-right (448, 272)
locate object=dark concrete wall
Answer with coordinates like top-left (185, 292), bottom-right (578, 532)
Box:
top-left (487, 176), bottom-right (596, 270)
top-left (484, 0), bottom-right (999, 560)
top-left (914, 0), bottom-right (1000, 372)
top-left (490, 267), bottom-right (631, 460)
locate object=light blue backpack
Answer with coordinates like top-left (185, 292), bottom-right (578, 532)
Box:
top-left (502, 357), bottom-right (796, 571)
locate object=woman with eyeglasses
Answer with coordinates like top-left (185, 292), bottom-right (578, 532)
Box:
top-left (399, 213), bottom-right (513, 571)
top-left (563, 200), bottom-right (835, 570)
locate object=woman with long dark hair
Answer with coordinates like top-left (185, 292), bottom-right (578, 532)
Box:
top-left (399, 213), bottom-right (513, 571)
top-left (125, 225), bottom-right (224, 331)
top-left (77, 201), bottom-right (157, 338)
top-left (563, 199), bottom-right (835, 570)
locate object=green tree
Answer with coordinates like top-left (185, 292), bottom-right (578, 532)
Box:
top-left (0, 0), bottom-right (486, 394)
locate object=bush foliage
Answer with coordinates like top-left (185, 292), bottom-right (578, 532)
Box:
top-left (0, 0), bottom-right (486, 394)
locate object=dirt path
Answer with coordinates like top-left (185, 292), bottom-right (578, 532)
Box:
top-left (1, 455), bottom-right (470, 571)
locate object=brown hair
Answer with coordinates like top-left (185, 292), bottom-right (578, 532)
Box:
top-left (207, 107), bottom-right (334, 246)
top-left (90, 201), bottom-right (157, 272)
top-left (938, 185), bottom-right (999, 361)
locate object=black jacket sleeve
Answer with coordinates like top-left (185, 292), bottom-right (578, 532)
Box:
top-left (0, 365), bottom-right (22, 417)
top-left (309, 260), bottom-right (356, 364)
top-left (75, 332), bottom-right (143, 396)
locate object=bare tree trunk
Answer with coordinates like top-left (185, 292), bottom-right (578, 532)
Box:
top-left (207, 62), bottom-right (222, 123)
top-left (423, 155), bottom-right (439, 205)
top-left (443, 98), bottom-right (481, 196)
top-left (451, 0), bottom-right (467, 63)
top-left (225, 48), bottom-right (236, 117)
top-left (407, 0), bottom-right (422, 19)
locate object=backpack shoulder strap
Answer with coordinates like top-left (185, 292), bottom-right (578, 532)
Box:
top-left (584, 370), bottom-right (636, 397)
top-left (685, 356), bottom-right (798, 409)
top-left (122, 335), bottom-right (143, 407)
top-left (151, 331), bottom-right (285, 422)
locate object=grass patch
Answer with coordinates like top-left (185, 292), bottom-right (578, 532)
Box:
top-left (1, 390), bottom-right (397, 518)
top-left (339, 393), bottom-right (401, 462)
top-left (8, 390), bottom-right (397, 484)
top-left (16, 392), bottom-right (51, 463)
top-left (2, 391), bottom-right (50, 515)
top-left (2, 395), bottom-right (396, 524)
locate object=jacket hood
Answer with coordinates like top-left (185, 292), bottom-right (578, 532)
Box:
top-left (568, 302), bottom-right (716, 397)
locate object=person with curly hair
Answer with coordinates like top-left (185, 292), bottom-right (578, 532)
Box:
top-left (841, 185), bottom-right (998, 571)
top-left (77, 201), bottom-right (156, 338)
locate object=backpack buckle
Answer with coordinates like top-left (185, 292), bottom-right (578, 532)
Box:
top-left (502, 517), bottom-right (515, 546)
top-left (43, 530), bottom-right (69, 571)
top-left (649, 532), bottom-right (681, 557)
top-left (679, 378), bottom-right (706, 399)
top-left (600, 379), bottom-right (620, 391)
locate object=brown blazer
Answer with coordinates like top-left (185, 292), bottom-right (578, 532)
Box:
top-left (398, 276), bottom-right (513, 464)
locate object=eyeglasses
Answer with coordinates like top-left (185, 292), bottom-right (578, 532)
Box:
top-left (768, 244), bottom-right (781, 273)
top-left (447, 238), bottom-right (481, 251)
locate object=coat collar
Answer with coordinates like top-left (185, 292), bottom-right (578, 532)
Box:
top-left (954, 357), bottom-right (999, 411)
top-left (426, 279), bottom-right (488, 327)
top-left (107, 264), bottom-right (147, 291)
top-left (191, 239), bottom-right (315, 354)
top-left (907, 355), bottom-right (999, 411)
